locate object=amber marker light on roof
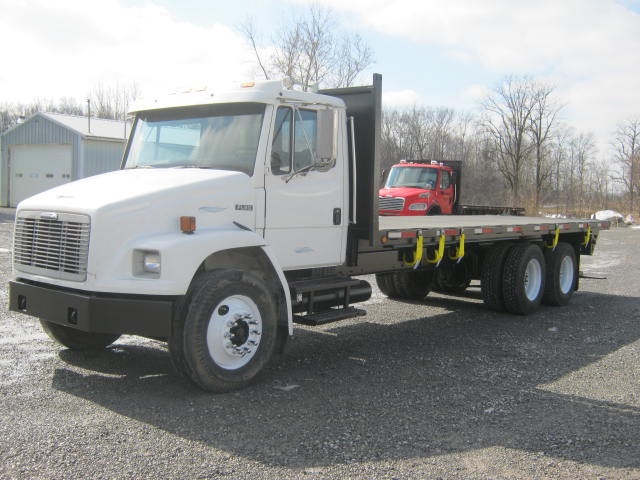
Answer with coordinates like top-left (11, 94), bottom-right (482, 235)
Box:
top-left (241, 82), bottom-right (256, 88)
top-left (180, 216), bottom-right (196, 234)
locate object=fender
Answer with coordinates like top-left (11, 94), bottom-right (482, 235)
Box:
top-left (258, 244), bottom-right (293, 335)
top-left (116, 226), bottom-right (293, 334)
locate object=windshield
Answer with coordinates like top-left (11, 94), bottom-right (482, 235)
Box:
top-left (385, 166), bottom-right (438, 189)
top-left (124, 103), bottom-right (265, 176)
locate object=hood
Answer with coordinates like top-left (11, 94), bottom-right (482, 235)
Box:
top-left (18, 168), bottom-right (251, 215)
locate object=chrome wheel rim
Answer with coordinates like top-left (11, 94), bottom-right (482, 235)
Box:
top-left (206, 295), bottom-right (262, 370)
top-left (524, 258), bottom-right (543, 301)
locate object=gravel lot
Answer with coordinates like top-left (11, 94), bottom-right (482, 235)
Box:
top-left (1, 211), bottom-right (639, 480)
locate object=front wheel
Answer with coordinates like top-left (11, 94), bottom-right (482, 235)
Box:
top-left (40, 320), bottom-right (120, 350)
top-left (171, 269), bottom-right (278, 392)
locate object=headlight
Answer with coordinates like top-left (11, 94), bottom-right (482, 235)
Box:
top-left (408, 203), bottom-right (428, 211)
top-left (418, 192), bottom-right (431, 198)
top-left (143, 252), bottom-right (161, 273)
top-left (133, 250), bottom-right (161, 277)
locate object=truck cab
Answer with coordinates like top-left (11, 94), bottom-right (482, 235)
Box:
top-left (379, 161), bottom-right (456, 215)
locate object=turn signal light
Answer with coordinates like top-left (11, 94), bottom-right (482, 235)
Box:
top-left (180, 216), bottom-right (196, 234)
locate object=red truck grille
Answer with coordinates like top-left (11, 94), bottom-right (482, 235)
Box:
top-left (379, 196), bottom-right (405, 211)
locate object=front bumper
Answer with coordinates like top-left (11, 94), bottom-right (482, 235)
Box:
top-left (379, 210), bottom-right (421, 216)
top-left (9, 280), bottom-right (176, 338)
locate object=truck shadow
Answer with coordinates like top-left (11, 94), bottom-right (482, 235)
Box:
top-left (52, 291), bottom-right (640, 469)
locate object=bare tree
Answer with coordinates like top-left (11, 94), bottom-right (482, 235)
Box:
top-left (528, 83), bottom-right (562, 209)
top-left (550, 126), bottom-right (572, 194)
top-left (238, 17), bottom-right (270, 80)
top-left (241, 6), bottom-right (374, 90)
top-left (333, 33), bottom-right (374, 88)
top-left (566, 133), bottom-right (596, 215)
top-left (480, 76), bottom-right (537, 204)
top-left (612, 117), bottom-right (640, 214)
top-left (88, 81), bottom-right (140, 121)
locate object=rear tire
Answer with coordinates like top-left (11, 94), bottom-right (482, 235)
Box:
top-left (480, 243), bottom-right (513, 311)
top-left (502, 243), bottom-right (545, 315)
top-left (40, 320), bottom-right (120, 350)
top-left (376, 270), bottom-right (434, 300)
top-left (375, 272), bottom-right (400, 297)
top-left (172, 269), bottom-right (278, 392)
top-left (433, 261), bottom-right (471, 294)
top-left (542, 242), bottom-right (577, 306)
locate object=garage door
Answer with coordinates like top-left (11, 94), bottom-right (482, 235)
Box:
top-left (9, 144), bottom-right (73, 207)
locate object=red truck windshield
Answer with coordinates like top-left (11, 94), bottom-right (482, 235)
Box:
top-left (385, 166), bottom-right (438, 190)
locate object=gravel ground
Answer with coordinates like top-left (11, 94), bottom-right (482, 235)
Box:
top-left (1, 211), bottom-right (639, 480)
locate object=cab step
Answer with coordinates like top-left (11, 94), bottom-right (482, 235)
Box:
top-left (293, 307), bottom-right (366, 326)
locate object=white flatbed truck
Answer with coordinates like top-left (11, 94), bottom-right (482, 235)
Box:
top-left (9, 75), bottom-right (609, 391)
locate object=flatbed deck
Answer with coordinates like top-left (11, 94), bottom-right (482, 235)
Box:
top-left (378, 215), bottom-right (609, 246)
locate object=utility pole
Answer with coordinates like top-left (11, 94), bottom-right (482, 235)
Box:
top-left (86, 99), bottom-right (91, 134)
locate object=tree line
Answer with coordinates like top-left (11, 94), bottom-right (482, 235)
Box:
top-left (0, 82), bottom-right (139, 134)
top-left (381, 77), bottom-right (639, 217)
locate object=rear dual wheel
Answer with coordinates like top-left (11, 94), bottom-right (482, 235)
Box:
top-left (433, 261), bottom-right (471, 295)
top-left (542, 242), bottom-right (577, 306)
top-left (481, 242), bottom-right (546, 315)
top-left (480, 242), bottom-right (513, 312)
top-left (375, 269), bottom-right (434, 300)
top-left (502, 243), bottom-right (546, 315)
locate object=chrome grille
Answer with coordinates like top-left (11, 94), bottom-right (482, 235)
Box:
top-left (378, 196), bottom-right (405, 211)
top-left (13, 211), bottom-right (90, 282)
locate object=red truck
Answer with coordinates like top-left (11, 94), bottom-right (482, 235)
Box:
top-left (379, 160), bottom-right (524, 216)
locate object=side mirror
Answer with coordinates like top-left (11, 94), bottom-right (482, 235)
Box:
top-left (316, 108), bottom-right (336, 166)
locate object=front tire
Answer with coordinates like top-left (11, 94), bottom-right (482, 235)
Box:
top-left (40, 320), bottom-right (120, 350)
top-left (173, 269), bottom-right (278, 392)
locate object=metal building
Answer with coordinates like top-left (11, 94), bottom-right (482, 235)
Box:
top-left (0, 112), bottom-right (129, 207)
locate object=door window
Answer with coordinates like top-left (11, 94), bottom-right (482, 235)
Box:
top-left (271, 107), bottom-right (292, 174)
top-left (271, 107), bottom-right (318, 175)
top-left (294, 109), bottom-right (317, 171)
top-left (440, 170), bottom-right (451, 189)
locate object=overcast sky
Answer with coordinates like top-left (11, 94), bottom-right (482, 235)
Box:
top-left (1, 0), bottom-right (639, 155)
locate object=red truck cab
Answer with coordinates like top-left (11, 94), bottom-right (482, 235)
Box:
top-left (379, 161), bottom-right (456, 215)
